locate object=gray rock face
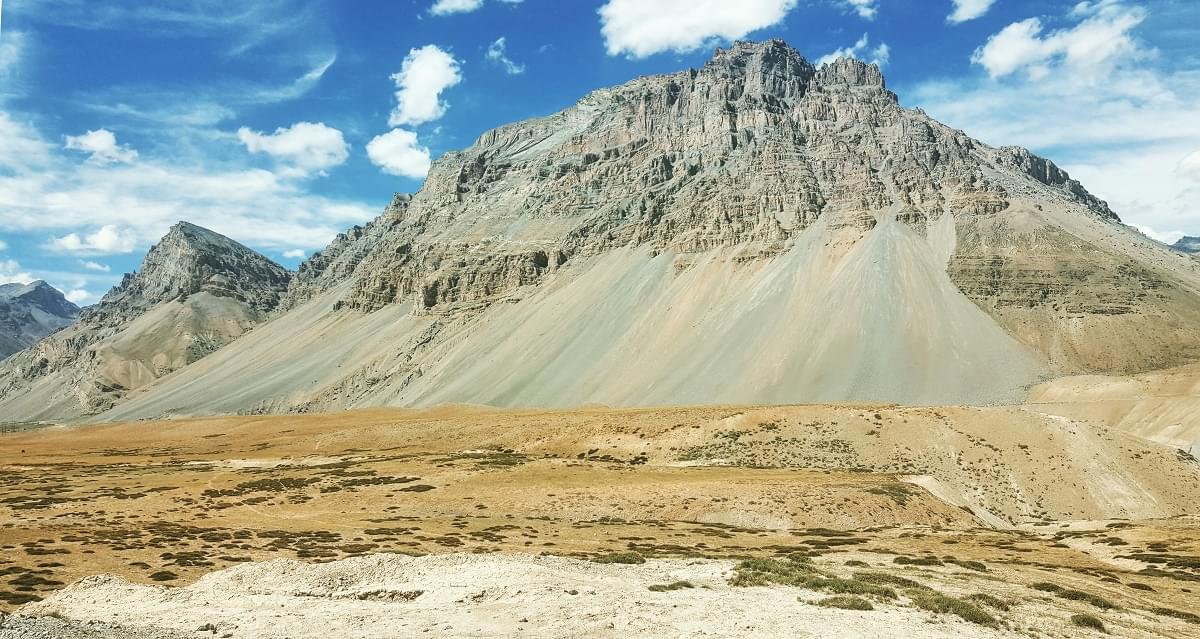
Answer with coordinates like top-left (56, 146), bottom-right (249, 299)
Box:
top-left (1174, 236), bottom-right (1200, 253)
top-left (0, 281), bottom-right (80, 359)
top-left (0, 223), bottom-right (290, 419)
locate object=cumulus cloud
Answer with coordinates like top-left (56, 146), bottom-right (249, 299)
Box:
top-left (64, 288), bottom-right (92, 304)
top-left (80, 260), bottom-right (111, 272)
top-left (843, 0), bottom-right (878, 20)
top-left (948, 0), bottom-right (996, 24)
top-left (0, 259), bottom-right (34, 285)
top-left (599, 0), bottom-right (797, 58)
top-left (366, 129), bottom-right (432, 179)
top-left (817, 33), bottom-right (890, 67)
top-left (0, 107), bottom-right (375, 254)
top-left (237, 121), bottom-right (350, 177)
top-left (282, 249), bottom-right (306, 259)
top-left (49, 225), bottom-right (139, 255)
top-left (64, 129), bottom-right (138, 165)
top-left (486, 37), bottom-right (525, 75)
top-left (971, 1), bottom-right (1146, 79)
top-left (0, 239), bottom-right (7, 251)
top-left (388, 45), bottom-right (463, 127)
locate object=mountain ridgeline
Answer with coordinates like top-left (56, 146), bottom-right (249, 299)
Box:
top-left (0, 281), bottom-right (80, 359)
top-left (0, 222), bottom-right (289, 418)
top-left (3, 39), bottom-right (1200, 422)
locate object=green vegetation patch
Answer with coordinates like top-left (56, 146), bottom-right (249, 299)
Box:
top-left (817, 595), bottom-right (874, 611)
top-left (1070, 613), bottom-right (1106, 631)
top-left (592, 552), bottom-right (646, 565)
top-left (909, 591), bottom-right (998, 626)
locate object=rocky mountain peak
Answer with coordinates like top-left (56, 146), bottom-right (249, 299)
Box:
top-left (0, 280), bottom-right (80, 318)
top-left (0, 280), bottom-right (81, 358)
top-left (92, 221), bottom-right (291, 322)
top-left (703, 39), bottom-right (816, 101)
top-left (1174, 236), bottom-right (1200, 253)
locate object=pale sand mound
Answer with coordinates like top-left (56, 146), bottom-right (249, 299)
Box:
top-left (16, 554), bottom-right (1016, 639)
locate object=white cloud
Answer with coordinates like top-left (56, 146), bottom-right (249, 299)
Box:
top-left (237, 121), bottom-right (350, 177)
top-left (49, 225), bottom-right (139, 255)
top-left (971, 2), bottom-right (1146, 79)
top-left (948, 0), bottom-right (995, 24)
top-left (64, 288), bottom-right (92, 304)
top-left (913, 1), bottom-right (1200, 243)
top-left (366, 129), bottom-right (432, 179)
top-left (64, 129), bottom-right (138, 165)
top-left (817, 33), bottom-right (890, 67)
top-left (0, 259), bottom-right (34, 285)
top-left (430, 0), bottom-right (483, 14)
top-left (282, 249), bottom-right (306, 259)
top-left (599, 0), bottom-right (797, 58)
top-left (486, 37), bottom-right (525, 75)
top-left (843, 0), bottom-right (878, 20)
top-left (0, 239), bottom-right (7, 251)
top-left (0, 109), bottom-right (375, 254)
top-left (80, 260), bottom-right (110, 272)
top-left (429, 0), bottom-right (523, 15)
top-left (388, 45), bottom-right (462, 127)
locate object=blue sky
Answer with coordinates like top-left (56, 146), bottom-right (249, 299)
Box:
top-left (0, 0), bottom-right (1197, 304)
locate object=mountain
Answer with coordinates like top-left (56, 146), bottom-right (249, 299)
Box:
top-left (0, 281), bottom-right (80, 359)
top-left (13, 39), bottom-right (1200, 422)
top-left (0, 222), bottom-right (290, 420)
top-left (1175, 236), bottom-right (1200, 253)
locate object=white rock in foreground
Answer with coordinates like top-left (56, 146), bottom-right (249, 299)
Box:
top-left (13, 553), bottom-right (1016, 638)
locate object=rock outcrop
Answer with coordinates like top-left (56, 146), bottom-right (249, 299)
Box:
top-left (10, 39), bottom-right (1200, 421)
top-left (0, 223), bottom-right (289, 420)
top-left (0, 281), bottom-right (80, 359)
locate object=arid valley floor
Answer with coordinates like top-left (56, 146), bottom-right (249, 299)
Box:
top-left (2, 389), bottom-right (1198, 638)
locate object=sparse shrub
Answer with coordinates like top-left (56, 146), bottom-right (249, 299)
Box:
top-left (965, 593), bottom-right (1010, 611)
top-left (948, 559), bottom-right (987, 572)
top-left (592, 551), bottom-right (645, 565)
top-left (1070, 613), bottom-right (1106, 631)
top-left (728, 557), bottom-right (817, 587)
top-left (648, 581), bottom-right (694, 592)
top-left (909, 591), bottom-right (997, 626)
top-left (854, 571), bottom-right (925, 589)
top-left (1031, 582), bottom-right (1118, 610)
top-left (817, 595), bottom-right (874, 610)
top-left (1150, 607), bottom-right (1200, 624)
top-left (803, 577), bottom-right (897, 599)
top-left (844, 560), bottom-right (868, 567)
top-left (894, 555), bottom-right (943, 567)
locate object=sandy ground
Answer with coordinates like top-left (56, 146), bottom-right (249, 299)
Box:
top-left (0, 403), bottom-right (1197, 636)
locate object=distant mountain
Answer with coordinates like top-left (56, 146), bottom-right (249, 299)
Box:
top-left (0, 222), bottom-right (290, 419)
top-left (8, 39), bottom-right (1200, 423)
top-left (1174, 236), bottom-right (1200, 253)
top-left (0, 281), bottom-right (80, 359)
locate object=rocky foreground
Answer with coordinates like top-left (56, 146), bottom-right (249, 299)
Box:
top-left (6, 552), bottom-right (1195, 639)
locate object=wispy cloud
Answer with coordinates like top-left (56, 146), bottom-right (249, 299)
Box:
top-left (912, 0), bottom-right (1200, 241)
top-left (817, 33), bottom-right (890, 67)
top-left (486, 37), bottom-right (525, 75)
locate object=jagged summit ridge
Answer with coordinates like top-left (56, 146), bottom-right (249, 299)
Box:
top-left (98, 221), bottom-right (291, 318)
